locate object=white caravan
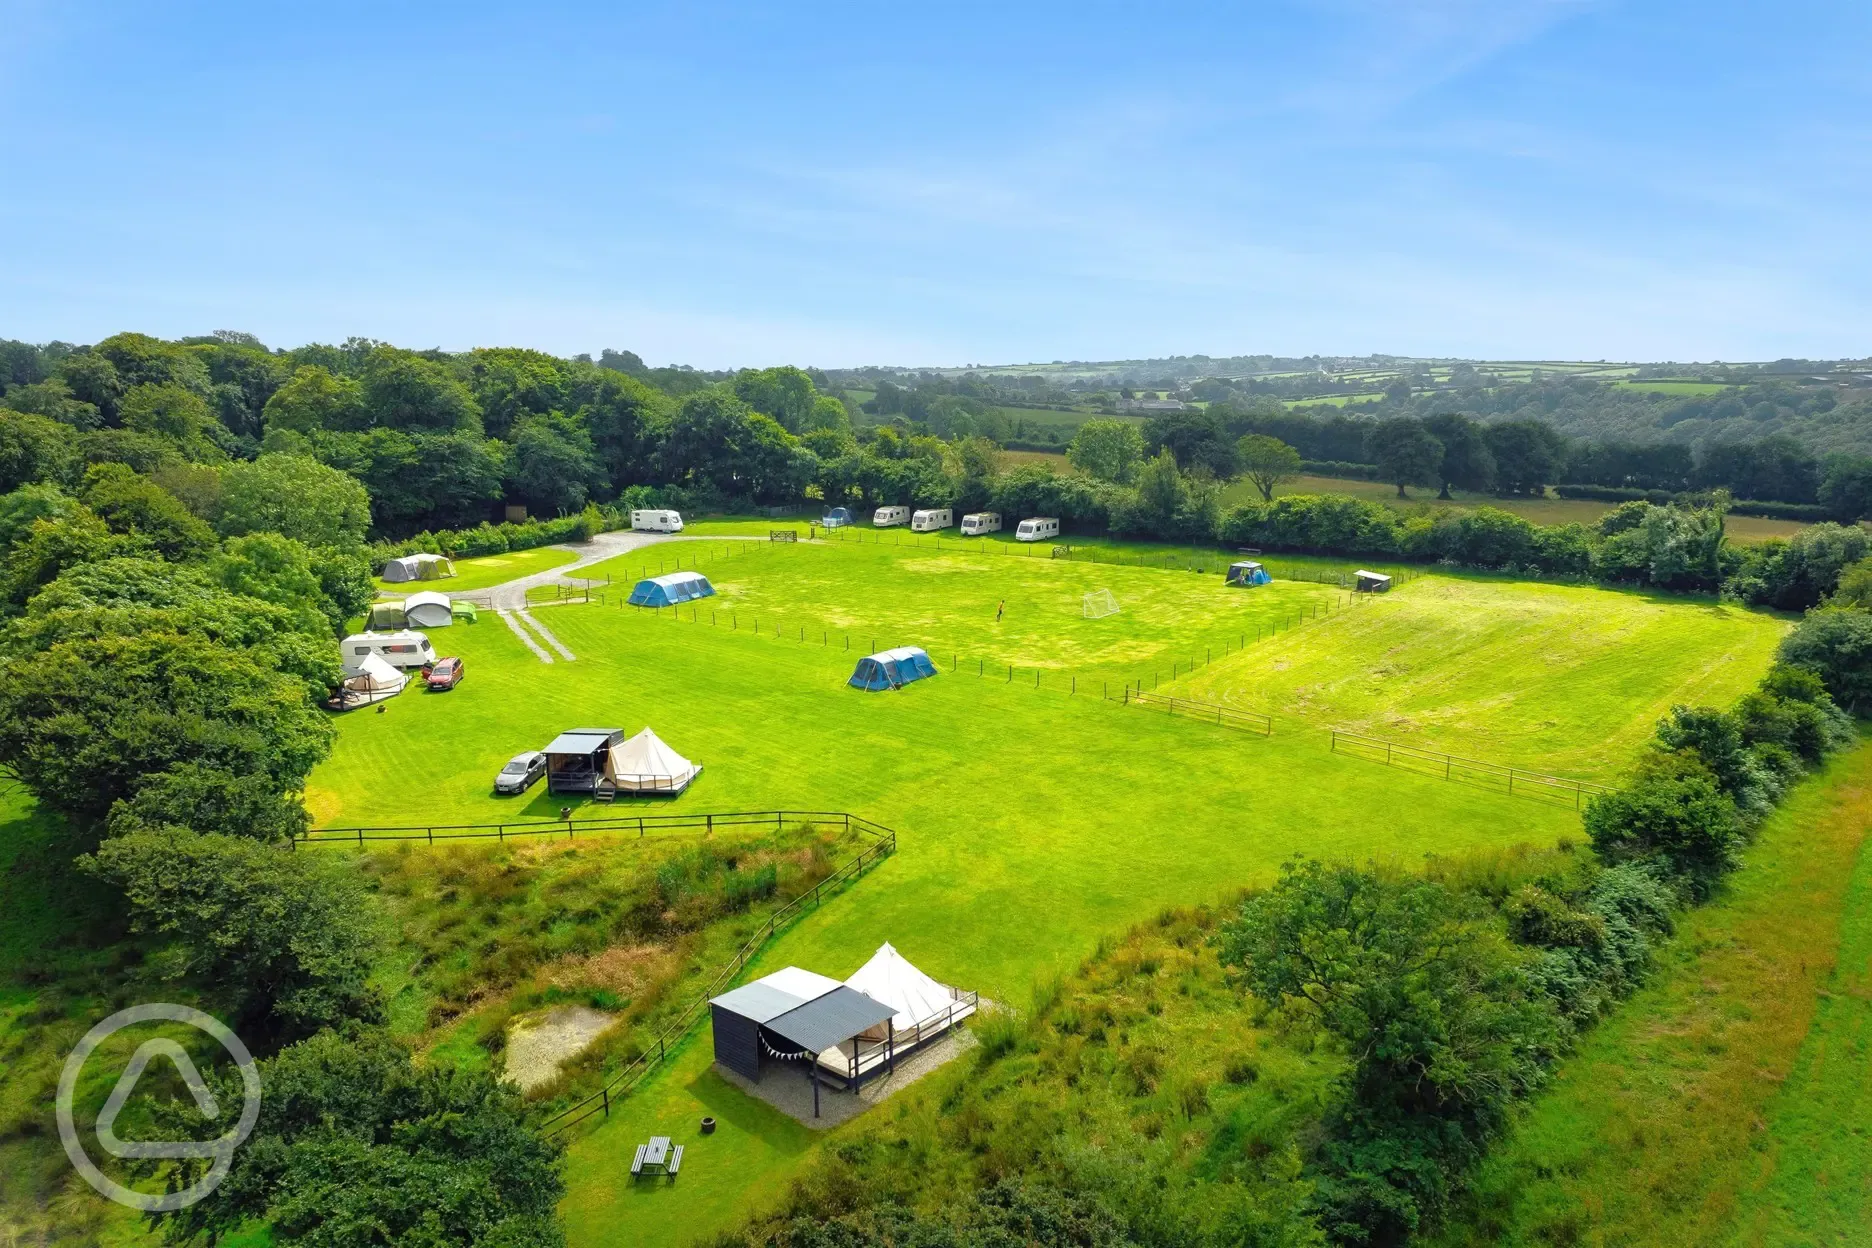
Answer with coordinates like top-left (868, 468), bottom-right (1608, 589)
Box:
top-left (1016, 516), bottom-right (1061, 542)
top-left (872, 506), bottom-right (910, 527)
top-left (631, 509), bottom-right (684, 533)
top-left (960, 512), bottom-right (1002, 535)
top-left (911, 508), bottom-right (953, 532)
top-left (340, 630), bottom-right (438, 673)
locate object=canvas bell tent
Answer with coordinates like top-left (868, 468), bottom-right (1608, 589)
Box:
top-left (325, 653), bottom-right (407, 710)
top-left (843, 943), bottom-right (978, 1046)
top-left (403, 591), bottom-right (454, 628)
top-left (604, 727), bottom-right (702, 795)
top-left (848, 647), bottom-right (937, 691)
top-left (627, 571), bottom-right (716, 607)
top-left (1226, 561), bottom-right (1271, 587)
top-left (381, 553), bottom-right (455, 583)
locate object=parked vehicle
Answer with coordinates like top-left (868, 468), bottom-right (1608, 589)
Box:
top-left (631, 509), bottom-right (684, 533)
top-left (872, 506), bottom-right (910, 527)
top-left (1016, 516), bottom-right (1061, 542)
top-left (425, 657), bottom-right (465, 690)
top-left (494, 751), bottom-right (547, 794)
top-left (960, 512), bottom-right (1002, 535)
top-left (912, 508), bottom-right (953, 532)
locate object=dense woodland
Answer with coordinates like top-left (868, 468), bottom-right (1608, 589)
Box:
top-left (2, 331), bottom-right (1871, 1246)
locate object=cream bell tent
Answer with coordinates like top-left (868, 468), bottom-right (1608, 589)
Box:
top-left (382, 552), bottom-right (455, 583)
top-left (403, 590), bottom-right (455, 628)
top-left (843, 943), bottom-right (977, 1044)
top-left (325, 653), bottom-right (407, 710)
top-left (605, 728), bottom-right (702, 795)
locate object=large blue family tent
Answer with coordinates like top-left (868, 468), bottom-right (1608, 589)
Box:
top-left (821, 507), bottom-right (854, 528)
top-left (628, 571), bottom-right (717, 607)
top-left (1226, 560), bottom-right (1271, 587)
top-left (848, 646), bottom-right (938, 691)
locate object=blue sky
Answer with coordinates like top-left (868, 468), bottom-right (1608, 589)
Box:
top-left (1, 1), bottom-right (1867, 367)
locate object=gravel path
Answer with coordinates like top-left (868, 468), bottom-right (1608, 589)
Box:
top-left (517, 609), bottom-right (577, 661)
top-left (497, 609), bottom-right (554, 663)
top-left (465, 532), bottom-right (764, 610)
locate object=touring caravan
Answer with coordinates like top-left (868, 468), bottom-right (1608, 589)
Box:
top-left (912, 508), bottom-right (953, 532)
top-left (873, 506), bottom-right (910, 527)
top-left (631, 509), bottom-right (684, 533)
top-left (340, 630), bottom-right (437, 673)
top-left (960, 512), bottom-right (1002, 536)
top-left (1016, 517), bottom-right (1061, 542)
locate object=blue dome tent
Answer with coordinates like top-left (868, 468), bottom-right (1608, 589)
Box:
top-left (821, 507), bottom-right (855, 528)
top-left (1226, 560), bottom-right (1271, 587)
top-left (848, 647), bottom-right (938, 691)
top-left (628, 571), bottom-right (716, 607)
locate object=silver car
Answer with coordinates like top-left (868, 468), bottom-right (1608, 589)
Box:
top-left (494, 751), bottom-right (547, 794)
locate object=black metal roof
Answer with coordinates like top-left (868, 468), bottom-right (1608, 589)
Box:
top-left (762, 986), bottom-right (895, 1053)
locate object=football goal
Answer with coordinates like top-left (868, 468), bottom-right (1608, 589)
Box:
top-left (1083, 589), bottom-right (1120, 619)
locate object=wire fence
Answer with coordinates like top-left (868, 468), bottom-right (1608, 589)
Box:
top-left (537, 818), bottom-right (900, 1138)
top-left (582, 571), bottom-right (1389, 707)
top-left (1329, 731), bottom-right (1613, 809)
top-left (295, 808), bottom-right (891, 847)
top-left (1118, 688), bottom-right (1273, 735)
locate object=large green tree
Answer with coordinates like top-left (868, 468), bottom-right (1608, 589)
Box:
top-left (359, 348), bottom-right (481, 433)
top-left (83, 827), bottom-right (382, 1037)
top-left (1068, 418), bottom-right (1146, 483)
top-left (1365, 418), bottom-right (1444, 498)
top-left (218, 454), bottom-right (373, 547)
top-left (1235, 434), bottom-right (1302, 501)
top-left (0, 629), bottom-right (335, 823)
top-left (263, 366), bottom-right (365, 435)
top-left (154, 1028), bottom-right (563, 1248)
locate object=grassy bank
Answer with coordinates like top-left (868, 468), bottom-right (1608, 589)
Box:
top-left (1432, 737), bottom-right (1872, 1246)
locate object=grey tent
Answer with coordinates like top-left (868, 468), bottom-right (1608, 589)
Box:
top-left (382, 553), bottom-right (456, 583)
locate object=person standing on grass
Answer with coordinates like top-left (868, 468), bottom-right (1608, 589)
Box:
top-left (996, 599), bottom-right (1005, 622)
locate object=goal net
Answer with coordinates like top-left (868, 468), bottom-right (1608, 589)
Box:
top-left (1082, 589), bottom-right (1120, 619)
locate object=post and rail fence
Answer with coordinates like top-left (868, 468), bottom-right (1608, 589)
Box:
top-left (1117, 688), bottom-right (1273, 736)
top-left (1329, 730), bottom-right (1613, 809)
top-left (296, 809), bottom-right (894, 848)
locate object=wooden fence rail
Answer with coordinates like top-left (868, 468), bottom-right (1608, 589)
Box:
top-left (1329, 731), bottom-right (1613, 809)
top-left (1118, 688), bottom-right (1273, 736)
top-left (537, 822), bottom-right (899, 1138)
top-left (296, 809), bottom-right (891, 847)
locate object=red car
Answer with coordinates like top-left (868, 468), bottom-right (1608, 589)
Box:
top-left (424, 657), bottom-right (465, 690)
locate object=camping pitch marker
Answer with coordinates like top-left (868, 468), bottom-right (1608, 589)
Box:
top-left (1082, 589), bottom-right (1120, 619)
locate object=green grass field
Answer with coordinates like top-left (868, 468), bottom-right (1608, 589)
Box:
top-left (294, 538), bottom-right (1794, 1246)
top-left (1219, 474), bottom-right (1811, 543)
top-left (1169, 575), bottom-right (1786, 780)
top-left (374, 545), bottom-right (582, 593)
top-left (1432, 739), bottom-right (1872, 1247)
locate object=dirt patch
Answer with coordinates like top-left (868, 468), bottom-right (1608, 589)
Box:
top-left (504, 1005), bottom-right (616, 1092)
